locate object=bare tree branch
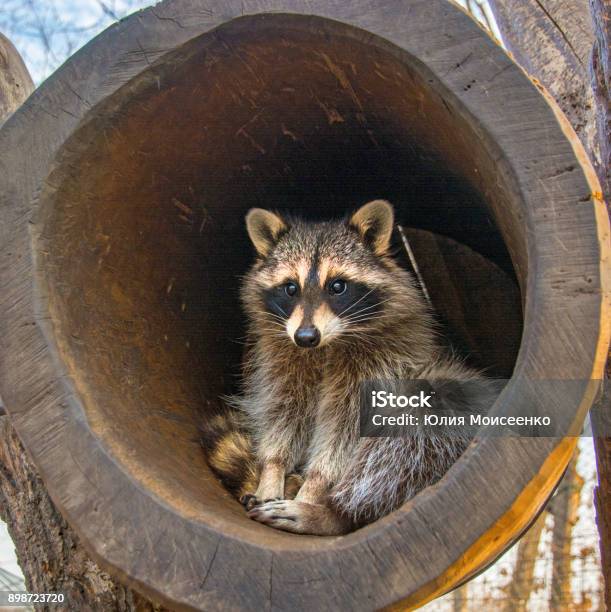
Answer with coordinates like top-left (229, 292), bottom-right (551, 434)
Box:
top-left (0, 0), bottom-right (150, 83)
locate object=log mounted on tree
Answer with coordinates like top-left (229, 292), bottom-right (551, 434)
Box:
top-left (0, 1), bottom-right (608, 610)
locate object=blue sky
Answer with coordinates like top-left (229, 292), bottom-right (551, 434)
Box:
top-left (1, 0), bottom-right (151, 83)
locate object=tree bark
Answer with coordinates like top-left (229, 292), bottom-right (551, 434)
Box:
top-left (549, 452), bottom-right (584, 608)
top-left (589, 0), bottom-right (610, 197)
top-left (592, 385), bottom-right (611, 610)
top-left (451, 583), bottom-right (469, 612)
top-left (0, 416), bottom-right (162, 611)
top-left (487, 1), bottom-right (611, 608)
top-left (503, 510), bottom-right (547, 611)
top-left (0, 32), bottom-right (161, 612)
top-left (486, 0), bottom-right (601, 184)
top-left (587, 0), bottom-right (610, 606)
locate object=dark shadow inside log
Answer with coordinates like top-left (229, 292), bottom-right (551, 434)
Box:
top-left (36, 16), bottom-right (523, 535)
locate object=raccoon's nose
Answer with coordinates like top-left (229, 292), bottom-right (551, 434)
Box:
top-left (294, 326), bottom-right (321, 348)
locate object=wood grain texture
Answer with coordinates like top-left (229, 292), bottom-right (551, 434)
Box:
top-left (487, 0), bottom-right (600, 177)
top-left (0, 1), bottom-right (607, 610)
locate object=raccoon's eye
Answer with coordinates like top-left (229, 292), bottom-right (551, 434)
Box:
top-left (285, 282), bottom-right (298, 297)
top-left (330, 279), bottom-right (347, 295)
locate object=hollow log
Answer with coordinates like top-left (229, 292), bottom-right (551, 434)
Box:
top-left (0, 1), bottom-right (608, 609)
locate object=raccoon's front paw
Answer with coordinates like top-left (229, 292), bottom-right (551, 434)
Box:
top-left (248, 500), bottom-right (301, 532)
top-left (248, 499), bottom-right (351, 535)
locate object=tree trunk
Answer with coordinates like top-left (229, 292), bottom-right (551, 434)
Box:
top-left (486, 0), bottom-right (600, 177)
top-left (589, 6), bottom-right (611, 601)
top-left (589, 0), bottom-right (610, 198)
top-left (487, 2), bottom-right (611, 608)
top-left (592, 389), bottom-right (611, 610)
top-left (0, 32), bottom-right (160, 612)
top-left (451, 583), bottom-right (469, 612)
top-left (0, 417), bottom-right (162, 611)
top-left (550, 452), bottom-right (584, 608)
top-left (503, 510), bottom-right (547, 612)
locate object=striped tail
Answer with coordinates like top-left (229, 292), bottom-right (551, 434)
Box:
top-left (200, 410), bottom-right (303, 501)
top-left (200, 411), bottom-right (259, 499)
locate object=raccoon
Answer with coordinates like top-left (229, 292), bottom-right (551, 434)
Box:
top-left (203, 200), bottom-right (499, 535)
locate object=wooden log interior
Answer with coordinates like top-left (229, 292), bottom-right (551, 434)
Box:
top-left (0, 1), bottom-right (607, 610)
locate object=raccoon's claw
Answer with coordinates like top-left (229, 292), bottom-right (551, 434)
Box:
top-left (240, 494), bottom-right (284, 511)
top-left (248, 500), bottom-right (298, 531)
top-left (240, 494), bottom-right (259, 510)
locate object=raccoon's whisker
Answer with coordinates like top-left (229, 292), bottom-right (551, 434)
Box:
top-left (262, 319), bottom-right (286, 327)
top-left (336, 288), bottom-right (376, 318)
top-left (335, 336), bottom-right (378, 350)
top-left (254, 310), bottom-right (287, 322)
top-left (250, 307), bottom-right (285, 317)
top-left (259, 326), bottom-right (287, 334)
top-left (340, 333), bottom-right (379, 346)
top-left (332, 336), bottom-right (368, 348)
top-left (342, 311), bottom-right (393, 325)
top-left (274, 304), bottom-right (289, 318)
top-left (344, 309), bottom-right (394, 321)
top-left (252, 318), bottom-right (286, 330)
top-left (348, 318), bottom-right (395, 329)
top-left (342, 312), bottom-right (383, 325)
top-left (342, 316), bottom-right (396, 331)
top-left (267, 316), bottom-right (288, 326)
top-left (348, 297), bottom-right (392, 314)
top-left (340, 298), bottom-right (392, 322)
top-left (259, 330), bottom-right (289, 340)
top-left (251, 310), bottom-right (288, 325)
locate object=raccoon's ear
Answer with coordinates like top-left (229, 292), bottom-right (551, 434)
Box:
top-left (349, 200), bottom-right (394, 255)
top-left (245, 208), bottom-right (288, 257)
